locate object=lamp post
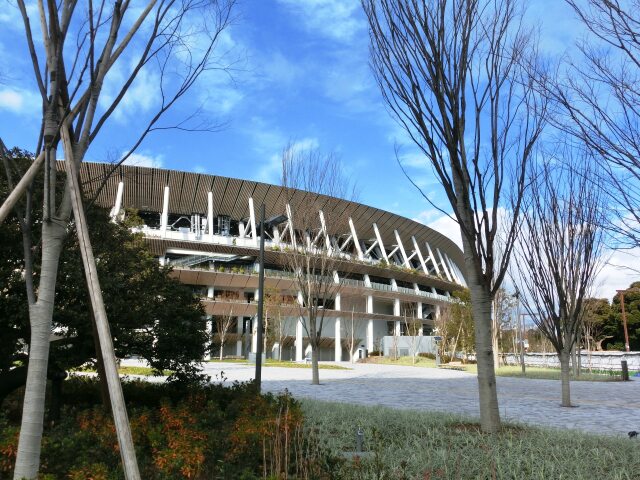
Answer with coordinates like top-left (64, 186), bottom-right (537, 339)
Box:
top-left (254, 207), bottom-right (289, 392)
top-left (616, 289), bottom-right (631, 353)
top-left (255, 204), bottom-right (266, 392)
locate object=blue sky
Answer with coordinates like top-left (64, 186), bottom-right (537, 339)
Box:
top-left (0, 0), bottom-right (636, 298)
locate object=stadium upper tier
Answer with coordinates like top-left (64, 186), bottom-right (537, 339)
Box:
top-left (77, 161), bottom-right (467, 296)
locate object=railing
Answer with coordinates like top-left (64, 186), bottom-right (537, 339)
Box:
top-left (135, 225), bottom-right (458, 287)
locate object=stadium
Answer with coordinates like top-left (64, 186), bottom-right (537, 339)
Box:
top-left (81, 162), bottom-right (468, 362)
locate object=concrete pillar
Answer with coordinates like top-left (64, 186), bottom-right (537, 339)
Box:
top-left (207, 286), bottom-right (214, 299)
top-left (207, 191), bottom-right (214, 240)
top-left (239, 221), bottom-right (246, 239)
top-left (366, 294), bottom-right (374, 351)
top-left (394, 320), bottom-right (401, 336)
top-left (205, 316), bottom-right (213, 361)
top-left (160, 185), bottom-right (170, 235)
top-left (390, 278), bottom-right (398, 291)
top-left (251, 317), bottom-right (258, 353)
top-left (110, 181), bottom-right (124, 220)
top-left (334, 293), bottom-right (342, 362)
top-left (236, 316), bottom-right (243, 356)
top-left (417, 302), bottom-right (423, 336)
top-left (394, 298), bottom-right (400, 316)
top-left (295, 318), bottom-right (304, 361)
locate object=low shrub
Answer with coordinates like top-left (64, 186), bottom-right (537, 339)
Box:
top-left (1, 378), bottom-right (332, 479)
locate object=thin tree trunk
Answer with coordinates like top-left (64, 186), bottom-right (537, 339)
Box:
top-left (468, 275), bottom-right (501, 433)
top-left (61, 130), bottom-right (141, 479)
top-left (0, 152), bottom-right (44, 224)
top-left (559, 349), bottom-right (572, 407)
top-left (311, 344), bottom-right (320, 385)
top-left (13, 220), bottom-right (66, 480)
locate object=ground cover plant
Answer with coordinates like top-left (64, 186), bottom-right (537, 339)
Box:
top-left (301, 400), bottom-right (640, 480)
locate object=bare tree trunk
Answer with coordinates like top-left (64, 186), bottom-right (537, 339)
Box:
top-left (468, 276), bottom-right (501, 433)
top-left (559, 349), bottom-right (572, 407)
top-left (13, 218), bottom-right (66, 480)
top-left (310, 340), bottom-right (320, 385)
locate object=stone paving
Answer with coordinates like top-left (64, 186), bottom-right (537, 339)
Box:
top-left (199, 362), bottom-right (640, 437)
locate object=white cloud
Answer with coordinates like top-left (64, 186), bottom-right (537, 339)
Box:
top-left (277, 0), bottom-right (365, 42)
top-left (593, 248), bottom-right (640, 300)
top-left (414, 210), bottom-right (462, 249)
top-left (0, 87), bottom-right (40, 115)
top-left (255, 136), bottom-right (320, 184)
top-left (122, 152), bottom-right (164, 168)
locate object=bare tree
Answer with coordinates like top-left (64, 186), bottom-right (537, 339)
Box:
top-left (281, 144), bottom-right (355, 385)
top-left (215, 312), bottom-right (235, 361)
top-left (362, 0), bottom-right (547, 432)
top-left (557, 0), bottom-right (640, 248)
top-left (492, 288), bottom-right (517, 368)
top-left (343, 307), bottom-right (364, 363)
top-left (403, 305), bottom-right (421, 363)
top-left (2, 2), bottom-right (236, 478)
top-left (513, 145), bottom-right (607, 407)
top-left (265, 289), bottom-right (291, 361)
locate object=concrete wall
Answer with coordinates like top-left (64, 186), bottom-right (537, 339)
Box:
top-left (502, 351), bottom-right (640, 371)
top-left (381, 335), bottom-right (438, 357)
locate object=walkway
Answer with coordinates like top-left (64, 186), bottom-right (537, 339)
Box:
top-left (200, 362), bottom-right (640, 437)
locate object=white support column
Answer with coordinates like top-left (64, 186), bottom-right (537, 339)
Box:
top-left (390, 278), bottom-right (398, 292)
top-left (110, 181), bottom-right (124, 220)
top-left (425, 242), bottom-right (440, 276)
top-left (207, 191), bottom-right (214, 240)
top-left (373, 223), bottom-right (388, 262)
top-left (444, 254), bottom-right (459, 284)
top-left (205, 316), bottom-right (212, 361)
top-left (236, 316), bottom-right (243, 357)
top-left (348, 217), bottom-right (363, 259)
top-left (296, 291), bottom-right (304, 361)
top-left (334, 292), bottom-right (342, 362)
top-left (160, 185), bottom-right (170, 236)
top-left (272, 225), bottom-right (281, 245)
top-left (364, 274), bottom-right (372, 288)
top-left (436, 248), bottom-right (453, 282)
top-left (251, 318), bottom-right (258, 353)
top-left (239, 221), bottom-right (246, 239)
top-left (207, 286), bottom-right (214, 299)
top-left (394, 230), bottom-right (410, 268)
top-left (394, 296), bottom-right (401, 337)
top-left (319, 210), bottom-right (332, 254)
top-left (248, 197), bottom-right (258, 246)
top-left (285, 203), bottom-right (297, 249)
top-left (366, 294), bottom-right (374, 351)
top-left (411, 236), bottom-right (429, 275)
top-left (416, 302), bottom-right (423, 336)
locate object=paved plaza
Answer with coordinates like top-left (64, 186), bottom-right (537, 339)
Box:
top-left (200, 362), bottom-right (640, 437)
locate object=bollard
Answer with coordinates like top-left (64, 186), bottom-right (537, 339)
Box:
top-left (621, 360), bottom-right (629, 381)
top-left (356, 427), bottom-right (364, 453)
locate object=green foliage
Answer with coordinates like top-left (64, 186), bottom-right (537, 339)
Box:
top-left (0, 150), bottom-right (207, 392)
top-left (605, 282), bottom-right (640, 351)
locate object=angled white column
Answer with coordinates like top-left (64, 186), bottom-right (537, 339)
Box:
top-left (425, 242), bottom-right (440, 276)
top-left (160, 185), bottom-right (170, 236)
top-left (394, 230), bottom-right (410, 268)
top-left (436, 248), bottom-right (453, 282)
top-left (207, 191), bottom-right (214, 240)
top-left (272, 225), bottom-right (280, 245)
top-left (239, 221), bottom-right (246, 239)
top-left (248, 197), bottom-right (258, 246)
top-left (319, 210), bottom-right (332, 254)
top-left (348, 217), bottom-right (363, 259)
top-left (285, 203), bottom-right (297, 249)
top-left (373, 223), bottom-right (388, 262)
top-left (236, 316), bottom-right (243, 357)
top-left (411, 236), bottom-right (429, 275)
top-left (443, 253), bottom-right (460, 284)
top-left (110, 181), bottom-right (124, 220)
